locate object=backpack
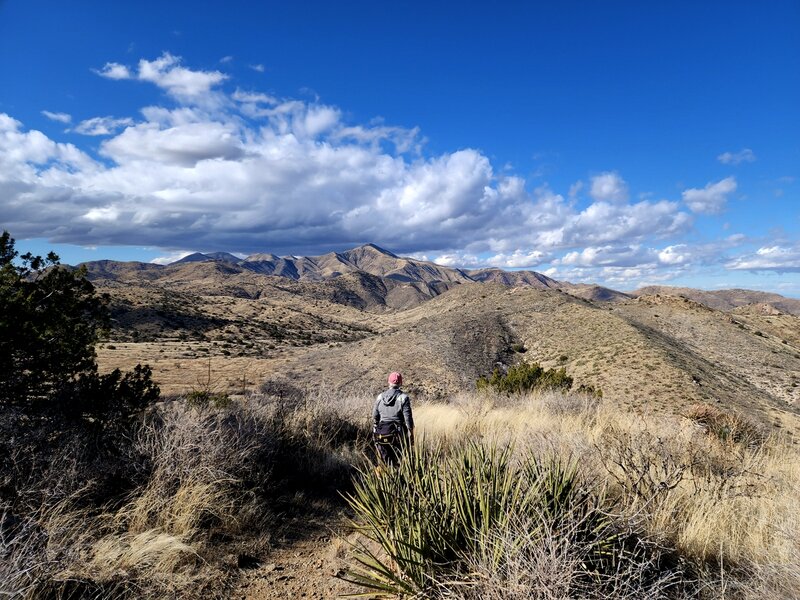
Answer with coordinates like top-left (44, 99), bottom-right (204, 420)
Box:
top-left (374, 420), bottom-right (401, 446)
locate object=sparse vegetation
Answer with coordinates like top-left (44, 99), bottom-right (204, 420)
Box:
top-left (3, 234), bottom-right (800, 597)
top-left (477, 362), bottom-right (573, 394)
top-left (343, 442), bottom-right (673, 598)
top-left (1, 386), bottom-right (372, 598)
top-left (1, 384), bottom-right (798, 598)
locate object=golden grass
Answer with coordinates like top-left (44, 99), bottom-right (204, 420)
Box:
top-left (4, 386), bottom-right (797, 598)
top-left (415, 391), bottom-right (800, 597)
top-left (88, 529), bottom-right (197, 575)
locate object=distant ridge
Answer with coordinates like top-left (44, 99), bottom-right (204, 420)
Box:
top-left (633, 285), bottom-right (800, 316)
top-left (195, 243), bottom-right (472, 288)
top-left (467, 268), bottom-right (558, 289)
top-left (174, 251), bottom-right (242, 265)
top-left (73, 243), bottom-right (799, 313)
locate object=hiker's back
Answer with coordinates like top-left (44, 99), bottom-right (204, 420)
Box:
top-left (372, 372), bottom-right (415, 467)
top-left (374, 387), bottom-right (409, 427)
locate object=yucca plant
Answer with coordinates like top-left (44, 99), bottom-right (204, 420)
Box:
top-left (340, 441), bottom-right (625, 598)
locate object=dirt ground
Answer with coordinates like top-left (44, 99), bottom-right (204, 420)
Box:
top-left (233, 514), bottom-right (364, 599)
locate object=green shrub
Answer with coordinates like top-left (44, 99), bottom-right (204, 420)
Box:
top-left (185, 389), bottom-right (232, 409)
top-left (0, 231), bottom-right (159, 420)
top-left (476, 362), bottom-right (573, 394)
top-left (576, 383), bottom-right (603, 399)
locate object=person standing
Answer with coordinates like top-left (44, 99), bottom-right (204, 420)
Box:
top-left (372, 371), bottom-right (414, 467)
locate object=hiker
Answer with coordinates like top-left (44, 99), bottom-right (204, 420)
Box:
top-left (372, 372), bottom-right (414, 467)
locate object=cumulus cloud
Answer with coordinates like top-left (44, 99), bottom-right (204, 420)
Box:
top-left (657, 244), bottom-right (692, 265)
top-left (558, 245), bottom-right (655, 268)
top-left (726, 245), bottom-right (800, 272)
top-left (682, 177), bottom-right (737, 214)
top-left (41, 110), bottom-right (72, 124)
top-left (96, 53), bottom-right (228, 103)
top-left (589, 171), bottom-right (628, 203)
top-left (0, 52), bottom-right (723, 285)
top-left (655, 236), bottom-right (747, 267)
top-left (717, 148), bottom-right (756, 165)
top-left (545, 263), bottom-right (677, 288)
top-left (71, 116), bottom-right (135, 136)
top-left (485, 249), bottom-right (550, 268)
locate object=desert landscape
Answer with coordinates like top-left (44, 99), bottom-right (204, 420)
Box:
top-left (2, 3), bottom-right (798, 598)
top-left (0, 238), bottom-right (800, 600)
top-left (3, 242), bottom-right (799, 598)
top-left (91, 244), bottom-right (800, 433)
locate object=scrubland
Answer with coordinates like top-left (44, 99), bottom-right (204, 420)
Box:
top-left (2, 386), bottom-right (797, 599)
top-left (407, 393), bottom-right (799, 598)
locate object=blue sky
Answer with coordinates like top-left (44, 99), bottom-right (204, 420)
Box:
top-left (0, 1), bottom-right (798, 294)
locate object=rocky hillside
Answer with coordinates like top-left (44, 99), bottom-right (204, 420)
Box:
top-left (633, 285), bottom-right (800, 315)
top-left (80, 243), bottom-right (800, 435)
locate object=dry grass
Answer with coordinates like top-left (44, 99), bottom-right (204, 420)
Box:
top-left (3, 385), bottom-right (797, 598)
top-left (413, 391), bottom-right (800, 598)
top-left (0, 385), bottom-right (373, 599)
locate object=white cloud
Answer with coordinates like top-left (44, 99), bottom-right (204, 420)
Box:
top-left (96, 62), bottom-right (132, 80)
top-left (0, 53), bottom-right (724, 282)
top-left (219, 55), bottom-right (234, 64)
top-left (41, 110), bottom-right (72, 124)
top-left (589, 171), bottom-right (628, 203)
top-left (71, 116), bottom-right (135, 136)
top-left (657, 244), bottom-right (692, 265)
top-left (421, 251), bottom-right (479, 268)
top-left (249, 64), bottom-right (265, 73)
top-left (96, 53), bottom-right (227, 103)
top-left (558, 245), bottom-right (655, 268)
top-left (485, 249), bottom-right (550, 268)
top-left (568, 180), bottom-right (583, 200)
top-left (232, 89), bottom-right (278, 105)
top-left (717, 148), bottom-right (756, 165)
top-left (100, 119), bottom-right (244, 166)
top-left (726, 245), bottom-right (800, 272)
top-left (682, 177), bottom-right (737, 214)
top-left (83, 205), bottom-right (121, 222)
top-left (546, 198), bottom-right (691, 249)
top-left (0, 113), bottom-right (96, 172)
top-left (151, 250), bottom-right (194, 265)
top-left (137, 53), bottom-right (228, 100)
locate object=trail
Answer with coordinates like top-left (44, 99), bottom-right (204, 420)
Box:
top-left (234, 513), bottom-right (363, 599)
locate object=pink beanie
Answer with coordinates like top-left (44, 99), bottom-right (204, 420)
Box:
top-left (388, 372), bottom-right (403, 386)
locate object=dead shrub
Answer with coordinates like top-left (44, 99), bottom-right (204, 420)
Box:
top-left (684, 403), bottom-right (764, 448)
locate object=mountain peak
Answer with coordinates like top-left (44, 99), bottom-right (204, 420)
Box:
top-left (172, 251), bottom-right (241, 265)
top-left (351, 243), bottom-right (398, 258)
top-left (173, 252), bottom-right (211, 264)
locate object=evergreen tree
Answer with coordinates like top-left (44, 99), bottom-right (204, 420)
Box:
top-left (0, 231), bottom-right (158, 418)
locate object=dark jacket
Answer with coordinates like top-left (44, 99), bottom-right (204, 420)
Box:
top-left (373, 386), bottom-right (414, 432)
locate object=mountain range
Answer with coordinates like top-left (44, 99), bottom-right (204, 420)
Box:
top-left (85, 242), bottom-right (800, 315)
top-left (79, 243), bottom-right (800, 436)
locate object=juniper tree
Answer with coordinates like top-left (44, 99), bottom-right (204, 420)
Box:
top-left (0, 231), bottom-right (158, 419)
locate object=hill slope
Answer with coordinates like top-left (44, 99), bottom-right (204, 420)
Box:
top-left (633, 285), bottom-right (800, 315)
top-left (79, 243), bottom-right (800, 435)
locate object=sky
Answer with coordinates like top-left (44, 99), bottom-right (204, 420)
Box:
top-left (0, 1), bottom-right (798, 294)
